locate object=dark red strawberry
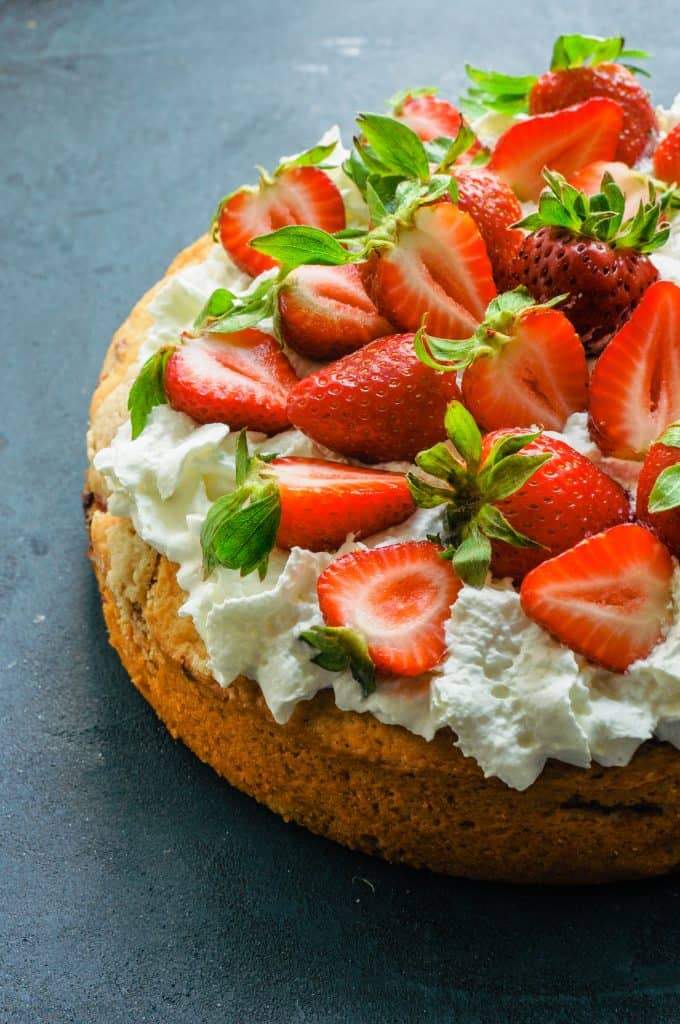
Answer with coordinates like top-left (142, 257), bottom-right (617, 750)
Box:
top-left (164, 329), bottom-right (299, 434)
top-left (520, 524), bottom-right (673, 672)
top-left (217, 165), bottom-right (346, 277)
top-left (636, 423), bottom-right (680, 556)
top-left (287, 333), bottom-right (462, 463)
top-left (489, 98), bottom-right (622, 202)
top-left (513, 170), bottom-right (665, 355)
top-left (370, 202), bottom-right (497, 338)
top-left (304, 541), bottom-right (462, 684)
top-left (589, 281), bottom-right (680, 458)
top-left (277, 263), bottom-right (393, 361)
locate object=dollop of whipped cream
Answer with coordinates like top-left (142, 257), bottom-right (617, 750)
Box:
top-left (95, 127), bottom-right (680, 791)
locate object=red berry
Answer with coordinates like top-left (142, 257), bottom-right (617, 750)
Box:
top-left (653, 124), bottom-right (680, 184)
top-left (394, 94), bottom-right (462, 142)
top-left (452, 167), bottom-right (524, 291)
top-left (637, 440), bottom-right (680, 557)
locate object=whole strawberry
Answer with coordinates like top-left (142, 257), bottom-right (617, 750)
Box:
top-left (287, 333), bottom-right (461, 463)
top-left (408, 403), bottom-right (629, 585)
top-left (513, 170), bottom-right (666, 355)
top-left (451, 167), bottom-right (524, 291)
top-left (464, 34), bottom-right (657, 166)
top-left (636, 422), bottom-right (680, 556)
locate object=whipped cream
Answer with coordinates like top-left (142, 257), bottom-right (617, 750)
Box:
top-left (94, 127), bottom-right (680, 791)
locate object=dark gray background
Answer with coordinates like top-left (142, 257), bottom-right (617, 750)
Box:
top-left (2, 2), bottom-right (680, 1021)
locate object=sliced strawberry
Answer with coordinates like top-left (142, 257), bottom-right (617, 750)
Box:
top-left (370, 203), bottom-right (497, 337)
top-left (461, 305), bottom-right (588, 432)
top-left (654, 124), bottom-right (680, 184)
top-left (520, 524), bottom-right (674, 673)
top-left (568, 161), bottom-right (656, 222)
top-left (589, 281), bottom-right (680, 459)
top-left (272, 458), bottom-right (415, 550)
top-left (316, 541), bottom-right (462, 676)
top-left (287, 332), bottom-right (462, 463)
top-left (489, 97), bottom-right (623, 202)
top-left (218, 166), bottom-right (346, 277)
top-left (636, 430), bottom-right (680, 557)
top-left (164, 329), bottom-right (299, 434)
top-left (277, 263), bottom-right (393, 361)
top-left (393, 93), bottom-right (462, 142)
top-left (452, 167), bottom-right (524, 291)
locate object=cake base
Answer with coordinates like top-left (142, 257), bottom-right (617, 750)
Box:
top-left (86, 237), bottom-right (680, 885)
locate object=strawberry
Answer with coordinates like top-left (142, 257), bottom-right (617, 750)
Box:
top-left (302, 541), bottom-right (462, 688)
top-left (216, 162), bottom-right (346, 277)
top-left (637, 423), bottom-right (680, 556)
top-left (276, 263), bottom-right (393, 361)
top-left (200, 435), bottom-right (416, 579)
top-left (568, 161), bottom-right (657, 222)
top-left (653, 124), bottom-right (680, 184)
top-left (513, 170), bottom-right (665, 355)
top-left (369, 202), bottom-right (497, 337)
top-left (163, 329), bottom-right (299, 434)
top-left (391, 90), bottom-right (462, 142)
top-left (489, 98), bottom-right (623, 203)
top-left (416, 289), bottom-right (587, 433)
top-left (287, 332), bottom-right (462, 463)
top-left (464, 35), bottom-right (657, 168)
top-left (589, 281), bottom-right (680, 458)
top-left (408, 403), bottom-right (629, 585)
top-left (451, 167), bottom-right (524, 291)
top-left (520, 524), bottom-right (674, 673)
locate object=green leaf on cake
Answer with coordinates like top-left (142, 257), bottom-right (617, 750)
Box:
top-left (127, 346), bottom-right (173, 439)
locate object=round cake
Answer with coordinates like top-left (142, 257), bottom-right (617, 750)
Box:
top-left (86, 37), bottom-right (680, 883)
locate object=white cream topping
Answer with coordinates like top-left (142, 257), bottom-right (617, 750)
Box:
top-left (95, 125), bottom-right (680, 791)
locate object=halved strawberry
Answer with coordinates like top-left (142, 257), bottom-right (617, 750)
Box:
top-left (308, 541), bottom-right (462, 681)
top-left (453, 295), bottom-right (587, 432)
top-left (636, 424), bottom-right (680, 557)
top-left (164, 329), bottom-right (299, 434)
top-left (370, 202), bottom-right (497, 337)
top-left (392, 92), bottom-right (462, 142)
top-left (217, 166), bottom-right (346, 277)
top-left (273, 458), bottom-right (415, 550)
top-left (654, 124), bottom-right (680, 184)
top-left (287, 332), bottom-right (462, 463)
top-left (489, 97), bottom-right (623, 202)
top-left (568, 161), bottom-right (656, 222)
top-left (277, 263), bottom-right (393, 361)
top-left (200, 439), bottom-right (417, 580)
top-left (520, 524), bottom-right (674, 673)
top-left (589, 281), bottom-right (680, 459)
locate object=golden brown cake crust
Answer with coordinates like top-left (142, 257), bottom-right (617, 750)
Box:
top-left (86, 237), bottom-right (680, 884)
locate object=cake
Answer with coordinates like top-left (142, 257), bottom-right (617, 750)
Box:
top-left (86, 35), bottom-right (680, 883)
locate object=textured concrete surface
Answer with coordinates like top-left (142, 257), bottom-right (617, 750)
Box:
top-left (2, 1), bottom-right (680, 1021)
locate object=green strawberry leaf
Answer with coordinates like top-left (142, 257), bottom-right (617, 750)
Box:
top-left (480, 452), bottom-right (552, 501)
top-left (234, 429), bottom-right (253, 486)
top-left (482, 430), bottom-right (541, 468)
top-left (127, 347), bottom-right (173, 439)
top-left (415, 442), bottom-right (464, 483)
top-left (201, 486), bottom-right (281, 578)
top-left (356, 112), bottom-right (430, 182)
top-left (658, 423), bottom-right (680, 448)
top-left (452, 523), bottom-right (491, 587)
top-left (406, 473), bottom-right (455, 508)
top-left (300, 625), bottom-right (376, 696)
top-left (648, 463), bottom-right (680, 513)
top-left (276, 140), bottom-right (338, 172)
top-left (250, 225), bottom-right (358, 271)
top-left (425, 123), bottom-right (477, 172)
top-left (461, 65), bottom-right (536, 118)
top-left (342, 148), bottom-right (370, 195)
top-left (444, 401), bottom-right (482, 470)
top-left (477, 503), bottom-right (542, 548)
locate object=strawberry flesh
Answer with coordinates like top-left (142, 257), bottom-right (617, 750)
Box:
top-left (394, 94), bottom-right (462, 142)
top-left (164, 329), bottom-right (298, 434)
top-left (461, 307), bottom-right (588, 432)
top-left (490, 97), bottom-right (623, 202)
top-left (287, 332), bottom-right (462, 463)
top-left (277, 263), bottom-right (393, 361)
top-left (520, 524), bottom-right (674, 673)
top-left (370, 202), bottom-right (497, 337)
top-left (317, 541), bottom-right (462, 676)
top-left (218, 166), bottom-right (346, 277)
top-left (271, 458), bottom-right (415, 551)
top-left (589, 281), bottom-right (680, 458)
